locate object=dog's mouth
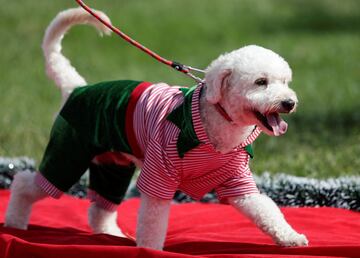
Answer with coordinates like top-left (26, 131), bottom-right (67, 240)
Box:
top-left (254, 111), bottom-right (288, 136)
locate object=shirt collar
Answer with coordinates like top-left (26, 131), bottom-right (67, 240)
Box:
top-left (191, 84), bottom-right (210, 143)
top-left (238, 127), bottom-right (262, 148)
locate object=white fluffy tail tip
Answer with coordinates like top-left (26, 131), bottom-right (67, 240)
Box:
top-left (87, 9), bottom-right (113, 36)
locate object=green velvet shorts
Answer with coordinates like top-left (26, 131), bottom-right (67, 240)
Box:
top-left (38, 80), bottom-right (143, 204)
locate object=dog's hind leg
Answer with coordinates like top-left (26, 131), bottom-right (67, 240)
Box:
top-left (87, 162), bottom-right (135, 238)
top-left (88, 202), bottom-right (126, 238)
top-left (5, 171), bottom-right (48, 229)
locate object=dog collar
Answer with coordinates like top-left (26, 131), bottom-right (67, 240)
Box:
top-left (214, 103), bottom-right (234, 123)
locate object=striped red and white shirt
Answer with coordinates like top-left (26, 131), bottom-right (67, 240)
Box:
top-left (134, 83), bottom-right (261, 201)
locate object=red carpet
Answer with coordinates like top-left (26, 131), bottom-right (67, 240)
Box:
top-left (0, 190), bottom-right (359, 257)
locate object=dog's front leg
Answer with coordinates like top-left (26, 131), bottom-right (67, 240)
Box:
top-left (228, 193), bottom-right (308, 247)
top-left (136, 193), bottom-right (171, 250)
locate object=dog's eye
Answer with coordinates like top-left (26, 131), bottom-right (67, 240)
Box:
top-left (255, 78), bottom-right (268, 86)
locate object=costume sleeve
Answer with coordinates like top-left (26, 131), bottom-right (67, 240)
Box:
top-left (136, 139), bottom-right (179, 200)
top-left (215, 154), bottom-right (259, 201)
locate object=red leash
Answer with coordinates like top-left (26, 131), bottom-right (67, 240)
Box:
top-left (75, 0), bottom-right (204, 84)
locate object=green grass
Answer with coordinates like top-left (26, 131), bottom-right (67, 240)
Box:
top-left (0, 0), bottom-right (359, 177)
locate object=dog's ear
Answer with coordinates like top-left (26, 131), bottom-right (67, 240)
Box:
top-left (205, 69), bottom-right (232, 104)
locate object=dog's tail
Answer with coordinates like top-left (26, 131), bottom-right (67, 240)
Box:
top-left (42, 7), bottom-right (112, 101)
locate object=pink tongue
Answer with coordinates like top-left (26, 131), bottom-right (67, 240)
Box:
top-left (266, 113), bottom-right (288, 136)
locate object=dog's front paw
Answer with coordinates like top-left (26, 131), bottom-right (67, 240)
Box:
top-left (275, 231), bottom-right (309, 247)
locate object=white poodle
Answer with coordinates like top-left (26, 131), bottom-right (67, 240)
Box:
top-left (5, 8), bottom-right (308, 250)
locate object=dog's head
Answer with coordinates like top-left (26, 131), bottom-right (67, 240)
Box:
top-left (204, 45), bottom-right (298, 136)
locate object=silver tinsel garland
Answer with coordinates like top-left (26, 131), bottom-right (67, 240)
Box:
top-left (0, 157), bottom-right (36, 189)
top-left (254, 173), bottom-right (360, 211)
top-left (0, 157), bottom-right (359, 211)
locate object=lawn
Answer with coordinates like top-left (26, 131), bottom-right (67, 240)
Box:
top-left (0, 0), bottom-right (359, 178)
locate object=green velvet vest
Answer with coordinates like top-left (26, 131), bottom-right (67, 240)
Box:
top-left (167, 86), bottom-right (254, 158)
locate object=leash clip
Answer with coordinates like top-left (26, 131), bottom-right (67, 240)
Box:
top-left (172, 62), bottom-right (205, 84)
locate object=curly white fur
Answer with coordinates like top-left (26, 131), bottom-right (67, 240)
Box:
top-left (5, 6), bottom-right (307, 251)
top-left (228, 194), bottom-right (308, 246)
top-left (136, 194), bottom-right (171, 250)
top-left (42, 7), bottom-right (112, 104)
top-left (88, 203), bottom-right (125, 237)
top-left (4, 171), bottom-right (47, 229)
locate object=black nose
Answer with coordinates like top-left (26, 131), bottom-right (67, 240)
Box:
top-left (281, 99), bottom-right (296, 111)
